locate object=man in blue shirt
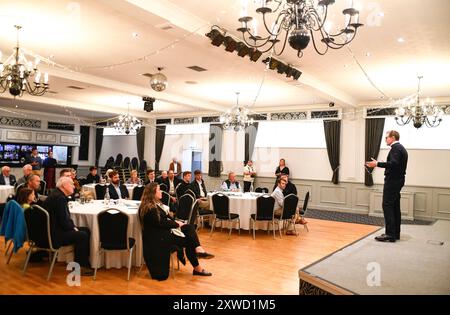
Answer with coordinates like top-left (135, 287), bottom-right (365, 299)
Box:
top-left (26, 148), bottom-right (42, 176)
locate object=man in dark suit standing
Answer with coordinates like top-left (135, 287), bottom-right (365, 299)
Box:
top-left (108, 170), bottom-right (129, 199)
top-left (0, 166), bottom-right (16, 186)
top-left (366, 130), bottom-right (408, 242)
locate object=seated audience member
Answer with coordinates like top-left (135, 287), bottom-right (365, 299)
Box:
top-left (166, 170), bottom-right (180, 197)
top-left (104, 169), bottom-right (114, 182)
top-left (127, 170), bottom-right (143, 185)
top-left (86, 166), bottom-right (100, 184)
top-left (0, 166), bottom-right (16, 186)
top-left (176, 171), bottom-right (192, 197)
top-left (144, 169), bottom-right (156, 185)
top-left (15, 164), bottom-right (33, 189)
top-left (59, 168), bottom-right (73, 179)
top-left (190, 170), bottom-right (210, 210)
top-left (139, 183), bottom-right (213, 280)
top-left (16, 187), bottom-right (36, 210)
top-left (272, 174), bottom-right (298, 196)
top-left (43, 177), bottom-right (94, 276)
top-left (271, 177), bottom-right (287, 217)
top-left (108, 170), bottom-right (129, 199)
top-left (16, 174), bottom-right (44, 206)
top-left (221, 172), bottom-right (240, 191)
top-left (71, 169), bottom-right (81, 193)
top-left (156, 171), bottom-right (168, 185)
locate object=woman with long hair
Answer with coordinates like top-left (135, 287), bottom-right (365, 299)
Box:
top-left (139, 183), bottom-right (213, 280)
top-left (16, 187), bottom-right (35, 209)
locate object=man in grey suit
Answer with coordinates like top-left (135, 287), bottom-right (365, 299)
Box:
top-left (0, 166), bottom-right (16, 186)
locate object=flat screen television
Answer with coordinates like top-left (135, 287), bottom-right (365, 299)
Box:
top-left (52, 145), bottom-right (68, 164)
top-left (21, 145), bottom-right (33, 152)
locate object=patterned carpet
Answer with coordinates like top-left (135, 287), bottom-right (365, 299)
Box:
top-left (304, 209), bottom-right (434, 226)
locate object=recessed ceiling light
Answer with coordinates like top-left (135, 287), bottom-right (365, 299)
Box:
top-left (49, 54), bottom-right (55, 59)
top-left (378, 12), bottom-right (385, 17)
top-left (344, 64), bottom-right (349, 68)
top-left (132, 32), bottom-right (139, 38)
top-left (397, 37), bottom-right (405, 43)
top-left (366, 52), bottom-right (371, 57)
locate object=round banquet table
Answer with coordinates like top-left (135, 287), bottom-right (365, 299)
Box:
top-left (207, 191), bottom-right (273, 230)
top-left (57, 199), bottom-right (142, 269)
top-left (82, 183), bottom-right (136, 199)
top-left (0, 185), bottom-right (15, 203)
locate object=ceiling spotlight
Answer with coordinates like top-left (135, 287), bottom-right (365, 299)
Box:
top-left (292, 70), bottom-right (302, 80)
top-left (397, 37), bottom-right (405, 43)
top-left (206, 29), bottom-right (225, 46)
top-left (224, 36), bottom-right (238, 52)
top-left (143, 96), bottom-right (155, 112)
top-left (276, 63), bottom-right (288, 74)
top-left (248, 48), bottom-right (262, 62)
top-left (263, 57), bottom-right (279, 70)
top-left (236, 42), bottom-right (250, 57)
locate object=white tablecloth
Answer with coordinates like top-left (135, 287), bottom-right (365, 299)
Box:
top-left (208, 192), bottom-right (271, 230)
top-left (0, 185), bottom-right (15, 203)
top-left (58, 200), bottom-right (143, 269)
top-left (82, 183), bottom-right (136, 199)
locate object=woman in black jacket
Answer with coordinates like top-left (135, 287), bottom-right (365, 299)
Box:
top-left (139, 183), bottom-right (213, 280)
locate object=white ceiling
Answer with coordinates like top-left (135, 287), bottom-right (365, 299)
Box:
top-left (0, 0), bottom-right (449, 122)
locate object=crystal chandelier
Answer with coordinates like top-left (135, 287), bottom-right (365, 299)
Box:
top-left (113, 104), bottom-right (142, 135)
top-left (149, 67), bottom-right (168, 92)
top-left (395, 76), bottom-right (444, 129)
top-left (220, 92), bottom-right (255, 131)
top-left (237, 0), bottom-right (363, 58)
top-left (0, 25), bottom-right (49, 97)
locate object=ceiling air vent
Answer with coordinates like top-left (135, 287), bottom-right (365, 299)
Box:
top-left (67, 85), bottom-right (85, 90)
top-left (155, 22), bottom-right (174, 31)
top-left (187, 66), bottom-right (207, 72)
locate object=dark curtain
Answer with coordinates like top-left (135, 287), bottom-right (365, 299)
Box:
top-left (323, 120), bottom-right (341, 184)
top-left (208, 124), bottom-right (223, 177)
top-left (365, 118), bottom-right (385, 186)
top-left (245, 122), bottom-right (259, 164)
top-left (155, 125), bottom-right (166, 172)
top-left (136, 126), bottom-right (145, 162)
top-left (95, 122), bottom-right (107, 167)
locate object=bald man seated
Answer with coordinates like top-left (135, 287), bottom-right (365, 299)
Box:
top-left (0, 166), bottom-right (16, 186)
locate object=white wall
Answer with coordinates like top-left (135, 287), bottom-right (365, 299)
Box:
top-left (99, 135), bottom-right (138, 166)
top-left (155, 109), bottom-right (450, 188)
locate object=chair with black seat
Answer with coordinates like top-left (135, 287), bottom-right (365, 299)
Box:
top-left (300, 191), bottom-right (310, 232)
top-left (250, 194), bottom-right (280, 240)
top-left (189, 199), bottom-right (200, 226)
top-left (161, 191), bottom-right (171, 207)
top-left (94, 208), bottom-right (135, 281)
top-left (210, 193), bottom-right (240, 239)
top-left (185, 189), bottom-right (196, 199)
top-left (123, 156), bottom-right (131, 170)
top-left (139, 160), bottom-right (147, 173)
top-left (14, 183), bottom-right (25, 194)
top-left (39, 180), bottom-right (47, 196)
top-left (22, 205), bottom-right (73, 281)
top-left (277, 194), bottom-right (299, 236)
top-left (130, 157), bottom-right (139, 170)
top-left (105, 156), bottom-right (115, 170)
top-left (95, 184), bottom-right (107, 200)
top-left (131, 185), bottom-right (145, 201)
top-left (159, 183), bottom-right (168, 192)
top-left (115, 154), bottom-right (123, 168)
top-left (255, 187), bottom-right (269, 193)
top-left (176, 194), bottom-right (195, 222)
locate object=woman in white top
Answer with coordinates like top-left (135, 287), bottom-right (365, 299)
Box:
top-left (126, 170), bottom-right (142, 185)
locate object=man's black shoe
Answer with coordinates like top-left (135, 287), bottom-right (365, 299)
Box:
top-left (197, 252), bottom-right (214, 259)
top-left (81, 267), bottom-right (94, 276)
top-left (375, 234), bottom-right (396, 242)
top-left (193, 269), bottom-right (212, 276)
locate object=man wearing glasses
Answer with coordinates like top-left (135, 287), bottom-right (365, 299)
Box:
top-left (366, 130), bottom-right (408, 243)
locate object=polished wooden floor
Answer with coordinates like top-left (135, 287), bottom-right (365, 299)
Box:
top-left (0, 219), bottom-right (378, 295)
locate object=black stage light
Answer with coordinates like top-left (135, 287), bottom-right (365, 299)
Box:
top-left (143, 96), bottom-right (155, 112)
top-left (285, 67), bottom-right (295, 78)
top-left (292, 70), bottom-right (302, 80)
top-left (236, 42), bottom-right (250, 57)
top-left (263, 57), bottom-right (279, 70)
top-left (276, 62), bottom-right (288, 74)
top-left (206, 29), bottom-right (225, 46)
top-left (249, 48), bottom-right (262, 62)
top-left (224, 36), bottom-right (238, 52)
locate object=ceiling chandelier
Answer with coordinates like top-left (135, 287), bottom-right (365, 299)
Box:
top-left (220, 92), bottom-right (255, 131)
top-left (113, 104), bottom-right (142, 135)
top-left (149, 67), bottom-right (168, 92)
top-left (395, 76), bottom-right (444, 129)
top-left (0, 25), bottom-right (49, 97)
top-left (237, 0), bottom-right (363, 58)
